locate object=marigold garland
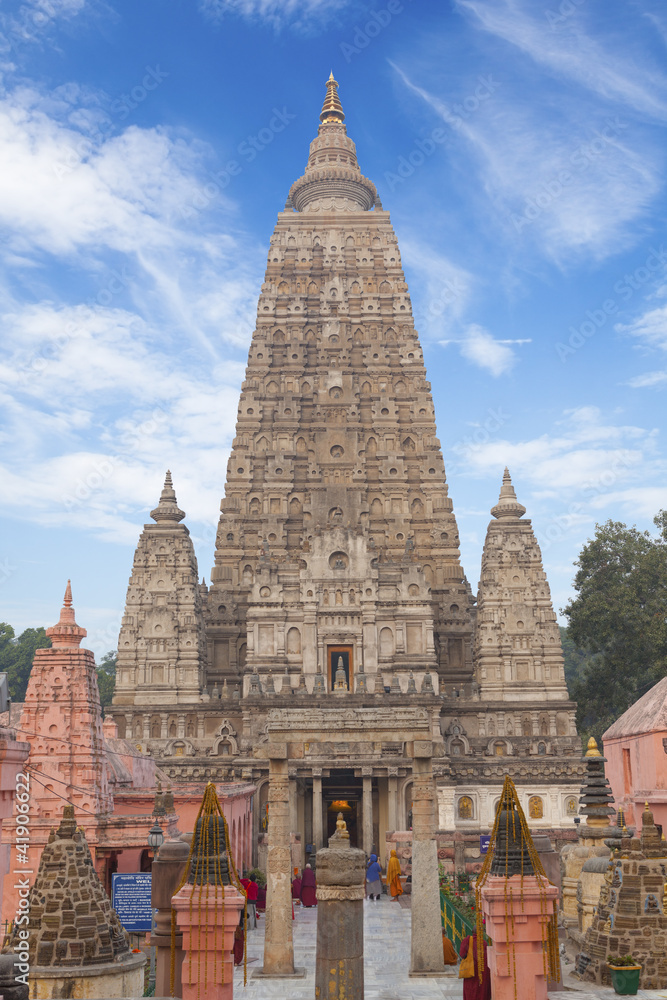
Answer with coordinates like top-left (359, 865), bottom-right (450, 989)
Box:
top-left (474, 775), bottom-right (559, 999)
top-left (169, 782), bottom-right (248, 997)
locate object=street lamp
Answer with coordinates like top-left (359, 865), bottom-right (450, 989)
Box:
top-left (147, 821), bottom-right (164, 994)
top-left (148, 821), bottom-right (164, 855)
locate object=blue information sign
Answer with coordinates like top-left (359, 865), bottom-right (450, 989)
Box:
top-left (479, 835), bottom-right (491, 855)
top-left (112, 873), bottom-right (153, 933)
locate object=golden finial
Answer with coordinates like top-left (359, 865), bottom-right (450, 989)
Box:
top-left (585, 736), bottom-right (602, 757)
top-left (320, 72), bottom-right (345, 124)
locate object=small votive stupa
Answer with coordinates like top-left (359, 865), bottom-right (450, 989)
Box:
top-left (576, 802), bottom-right (667, 989)
top-left (2, 805), bottom-right (145, 998)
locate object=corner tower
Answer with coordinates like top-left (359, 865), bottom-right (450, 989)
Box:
top-left (207, 74), bottom-right (473, 697)
top-left (114, 472), bottom-right (206, 729)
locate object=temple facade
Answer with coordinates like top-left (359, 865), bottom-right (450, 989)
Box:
top-left (111, 76), bottom-right (581, 867)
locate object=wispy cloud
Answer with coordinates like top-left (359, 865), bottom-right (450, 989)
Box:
top-left (440, 325), bottom-right (529, 376)
top-left (198, 0), bottom-right (353, 33)
top-left (456, 0), bottom-right (667, 121)
top-left (458, 406), bottom-right (659, 501)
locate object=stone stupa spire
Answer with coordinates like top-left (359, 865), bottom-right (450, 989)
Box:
top-left (46, 579), bottom-right (87, 648)
top-left (491, 467), bottom-right (527, 520)
top-left (320, 71), bottom-right (345, 123)
top-left (150, 469), bottom-right (186, 523)
top-left (288, 72), bottom-right (376, 212)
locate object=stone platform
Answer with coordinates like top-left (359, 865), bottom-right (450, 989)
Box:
top-left (549, 992), bottom-right (667, 999)
top-left (236, 898), bottom-right (462, 999)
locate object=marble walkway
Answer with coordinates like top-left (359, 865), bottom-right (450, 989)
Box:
top-left (234, 897), bottom-right (463, 999)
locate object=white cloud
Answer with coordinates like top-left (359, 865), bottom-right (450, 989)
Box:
top-left (400, 239), bottom-right (473, 339)
top-left (617, 303), bottom-right (667, 351)
top-left (198, 0), bottom-right (352, 32)
top-left (626, 371), bottom-right (667, 388)
top-left (456, 0), bottom-right (667, 121)
top-left (392, 4), bottom-right (665, 264)
top-left (440, 324), bottom-right (522, 376)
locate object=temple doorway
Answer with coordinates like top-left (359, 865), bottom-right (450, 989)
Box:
top-left (323, 769), bottom-right (361, 847)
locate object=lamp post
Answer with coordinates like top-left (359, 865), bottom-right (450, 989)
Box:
top-left (147, 821), bottom-right (164, 993)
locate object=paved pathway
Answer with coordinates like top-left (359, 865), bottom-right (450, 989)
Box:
top-left (234, 897), bottom-right (463, 999)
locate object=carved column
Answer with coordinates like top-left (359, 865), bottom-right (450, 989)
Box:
top-left (410, 741), bottom-right (447, 976)
top-left (312, 770), bottom-right (323, 851)
top-left (315, 841), bottom-right (365, 1000)
top-left (259, 744), bottom-right (303, 978)
top-left (362, 771), bottom-right (373, 856)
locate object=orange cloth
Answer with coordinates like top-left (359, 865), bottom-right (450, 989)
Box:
top-left (442, 933), bottom-right (458, 965)
top-left (387, 849), bottom-right (403, 898)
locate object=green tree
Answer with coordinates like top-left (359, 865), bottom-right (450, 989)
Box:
top-left (0, 623), bottom-right (51, 701)
top-left (97, 650), bottom-right (117, 713)
top-left (563, 512), bottom-right (667, 744)
top-left (559, 624), bottom-right (589, 691)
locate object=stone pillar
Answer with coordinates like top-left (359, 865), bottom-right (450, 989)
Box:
top-left (313, 771), bottom-right (323, 851)
top-left (315, 841), bottom-right (365, 1000)
top-left (481, 874), bottom-right (559, 1000)
top-left (152, 839), bottom-right (190, 998)
top-left (259, 745), bottom-right (304, 978)
top-left (387, 770), bottom-right (398, 834)
top-left (410, 742), bottom-right (446, 976)
top-left (362, 772), bottom-right (373, 856)
top-left (173, 883), bottom-right (244, 1000)
top-left (289, 771), bottom-right (297, 835)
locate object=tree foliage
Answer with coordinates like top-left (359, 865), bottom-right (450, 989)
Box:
top-left (563, 512), bottom-right (667, 743)
top-left (97, 650), bottom-right (117, 713)
top-left (0, 623), bottom-right (51, 702)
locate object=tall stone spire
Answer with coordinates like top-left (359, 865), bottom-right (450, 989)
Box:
top-left (475, 470), bottom-right (575, 732)
top-left (208, 74), bottom-right (473, 695)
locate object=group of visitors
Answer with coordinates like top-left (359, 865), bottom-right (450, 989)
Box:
top-left (365, 849), bottom-right (404, 900)
top-left (235, 853), bottom-right (491, 999)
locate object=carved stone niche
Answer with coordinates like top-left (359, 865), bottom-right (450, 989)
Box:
top-left (316, 847), bottom-right (366, 887)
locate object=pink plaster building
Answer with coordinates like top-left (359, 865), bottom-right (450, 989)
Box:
top-left (0, 583), bottom-right (255, 927)
top-left (0, 583), bottom-right (180, 925)
top-left (603, 676), bottom-right (667, 833)
top-left (0, 726), bottom-right (30, 897)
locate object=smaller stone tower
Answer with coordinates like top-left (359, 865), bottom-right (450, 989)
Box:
top-left (475, 469), bottom-right (575, 735)
top-left (114, 472), bottom-right (206, 729)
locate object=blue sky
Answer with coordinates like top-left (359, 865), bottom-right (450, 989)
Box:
top-left (1, 0), bottom-right (666, 657)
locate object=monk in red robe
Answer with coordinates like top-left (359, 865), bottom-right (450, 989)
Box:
top-left (459, 933), bottom-right (491, 1000)
top-left (300, 864), bottom-right (317, 907)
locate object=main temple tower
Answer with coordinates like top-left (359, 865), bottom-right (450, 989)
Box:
top-left (112, 76), bottom-right (580, 864)
top-left (207, 74), bottom-right (473, 698)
